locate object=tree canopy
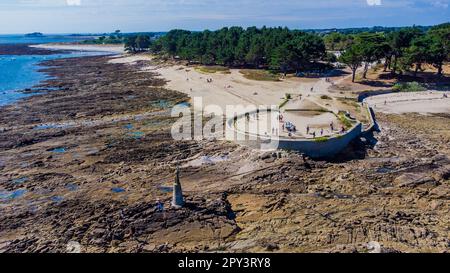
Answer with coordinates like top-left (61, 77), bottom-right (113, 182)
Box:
top-left (153, 27), bottom-right (326, 72)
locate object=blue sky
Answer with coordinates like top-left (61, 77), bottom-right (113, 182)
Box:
top-left (0, 0), bottom-right (448, 34)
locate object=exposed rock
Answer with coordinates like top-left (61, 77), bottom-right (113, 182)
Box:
top-left (394, 173), bottom-right (438, 188)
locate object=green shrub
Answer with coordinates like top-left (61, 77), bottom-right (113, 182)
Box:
top-left (240, 70), bottom-right (280, 81)
top-left (392, 82), bottom-right (426, 92)
top-left (195, 66), bottom-right (230, 74)
top-left (314, 136), bottom-right (330, 143)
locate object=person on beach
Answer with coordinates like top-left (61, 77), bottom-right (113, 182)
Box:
top-left (156, 200), bottom-right (164, 212)
top-left (306, 125), bottom-right (310, 135)
top-left (330, 122), bottom-right (334, 131)
top-left (321, 129), bottom-right (324, 136)
top-left (312, 132), bottom-right (316, 139)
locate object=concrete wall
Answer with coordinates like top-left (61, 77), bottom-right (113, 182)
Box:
top-left (226, 109), bottom-right (363, 159)
top-left (276, 123), bottom-right (362, 158)
top-left (361, 104), bottom-right (380, 136)
top-left (357, 90), bottom-right (394, 102)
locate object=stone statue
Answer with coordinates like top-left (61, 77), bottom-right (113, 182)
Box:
top-left (171, 166), bottom-right (184, 208)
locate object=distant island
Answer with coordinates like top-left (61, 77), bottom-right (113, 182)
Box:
top-left (24, 32), bottom-right (44, 37)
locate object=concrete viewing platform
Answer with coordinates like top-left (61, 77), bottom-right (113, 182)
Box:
top-left (227, 104), bottom-right (375, 159)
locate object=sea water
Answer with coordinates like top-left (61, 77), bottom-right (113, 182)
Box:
top-left (0, 35), bottom-right (113, 106)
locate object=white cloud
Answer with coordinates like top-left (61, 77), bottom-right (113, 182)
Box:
top-left (367, 0), bottom-right (382, 5)
top-left (66, 0), bottom-right (81, 6)
top-left (431, 0), bottom-right (449, 8)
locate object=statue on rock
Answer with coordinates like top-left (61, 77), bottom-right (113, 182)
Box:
top-left (171, 166), bottom-right (184, 209)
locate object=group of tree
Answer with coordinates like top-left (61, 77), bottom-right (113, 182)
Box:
top-left (83, 30), bottom-right (162, 48)
top-left (338, 23), bottom-right (450, 82)
top-left (82, 30), bottom-right (124, 45)
top-left (119, 24), bottom-right (448, 81)
top-left (151, 26), bottom-right (326, 73)
top-left (124, 34), bottom-right (152, 53)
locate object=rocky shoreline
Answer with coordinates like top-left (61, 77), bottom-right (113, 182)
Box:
top-left (0, 54), bottom-right (449, 253)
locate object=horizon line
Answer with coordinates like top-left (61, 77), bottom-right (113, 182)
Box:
top-left (0, 22), bottom-right (447, 36)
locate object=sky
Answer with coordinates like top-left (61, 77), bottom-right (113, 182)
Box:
top-left (0, 0), bottom-right (448, 34)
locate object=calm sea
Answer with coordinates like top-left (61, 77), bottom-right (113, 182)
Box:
top-left (0, 35), bottom-right (110, 106)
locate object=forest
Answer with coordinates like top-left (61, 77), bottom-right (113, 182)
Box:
top-left (124, 23), bottom-right (450, 81)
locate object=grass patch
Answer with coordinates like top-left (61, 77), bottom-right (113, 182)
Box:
top-left (314, 136), bottom-right (330, 143)
top-left (338, 112), bottom-right (356, 130)
top-left (392, 81), bottom-right (427, 92)
top-left (337, 97), bottom-right (360, 110)
top-left (195, 66), bottom-right (231, 74)
top-left (240, 69), bottom-right (280, 81)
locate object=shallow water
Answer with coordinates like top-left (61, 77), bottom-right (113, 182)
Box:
top-left (151, 100), bottom-right (171, 109)
top-left (0, 34), bottom-right (89, 45)
top-left (66, 184), bottom-right (79, 192)
top-left (51, 196), bottom-right (64, 203)
top-left (123, 124), bottom-right (134, 130)
top-left (51, 147), bottom-right (67, 153)
top-left (12, 177), bottom-right (28, 184)
top-left (0, 189), bottom-right (27, 200)
top-left (111, 187), bottom-right (125, 193)
top-left (0, 51), bottom-right (110, 106)
top-left (33, 124), bottom-right (71, 130)
top-left (130, 131), bottom-right (145, 139)
top-left (158, 186), bottom-right (173, 193)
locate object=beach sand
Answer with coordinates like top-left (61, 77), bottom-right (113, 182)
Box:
top-left (365, 91), bottom-right (450, 114)
top-left (30, 43), bottom-right (125, 54)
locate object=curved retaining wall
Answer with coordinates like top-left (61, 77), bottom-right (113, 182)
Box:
top-left (362, 104), bottom-right (380, 136)
top-left (357, 90), bottom-right (394, 102)
top-left (276, 123), bottom-right (363, 158)
top-left (226, 110), bottom-right (363, 159)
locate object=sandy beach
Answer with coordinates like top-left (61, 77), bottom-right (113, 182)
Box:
top-left (30, 43), bottom-right (125, 54)
top-left (108, 54), bottom-right (351, 138)
top-left (365, 91), bottom-right (450, 114)
top-left (109, 55), bottom-right (334, 109)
